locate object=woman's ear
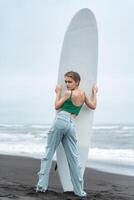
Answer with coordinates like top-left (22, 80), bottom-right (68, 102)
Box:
top-left (76, 81), bottom-right (79, 86)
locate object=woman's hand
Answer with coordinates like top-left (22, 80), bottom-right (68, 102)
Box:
top-left (84, 84), bottom-right (98, 110)
top-left (55, 85), bottom-right (63, 94)
top-left (92, 84), bottom-right (98, 94)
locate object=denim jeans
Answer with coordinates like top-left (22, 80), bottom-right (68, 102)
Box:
top-left (36, 110), bottom-right (86, 197)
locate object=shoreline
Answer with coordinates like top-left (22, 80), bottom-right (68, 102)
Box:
top-left (0, 154), bottom-right (134, 200)
top-left (1, 152), bottom-right (134, 178)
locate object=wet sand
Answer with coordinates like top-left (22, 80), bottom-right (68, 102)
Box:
top-left (0, 154), bottom-right (134, 200)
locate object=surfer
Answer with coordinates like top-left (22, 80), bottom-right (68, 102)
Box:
top-left (36, 71), bottom-right (98, 197)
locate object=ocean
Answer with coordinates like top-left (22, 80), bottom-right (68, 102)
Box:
top-left (0, 123), bottom-right (134, 177)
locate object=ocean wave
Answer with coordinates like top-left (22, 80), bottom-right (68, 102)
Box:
top-left (89, 148), bottom-right (134, 165)
top-left (0, 132), bottom-right (47, 142)
top-left (93, 125), bottom-right (120, 130)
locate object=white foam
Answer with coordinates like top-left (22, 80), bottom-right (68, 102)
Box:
top-left (122, 126), bottom-right (134, 130)
top-left (30, 124), bottom-right (50, 129)
top-left (93, 125), bottom-right (120, 130)
top-left (89, 148), bottom-right (134, 165)
top-left (0, 142), bottom-right (45, 157)
top-left (0, 124), bottom-right (24, 128)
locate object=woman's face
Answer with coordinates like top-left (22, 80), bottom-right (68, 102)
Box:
top-left (64, 76), bottom-right (78, 90)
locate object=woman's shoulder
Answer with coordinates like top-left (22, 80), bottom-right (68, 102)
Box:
top-left (78, 90), bottom-right (86, 101)
top-left (63, 90), bottom-right (71, 98)
top-left (78, 89), bottom-right (85, 96)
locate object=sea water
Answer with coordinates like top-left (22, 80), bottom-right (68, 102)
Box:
top-left (0, 123), bottom-right (134, 176)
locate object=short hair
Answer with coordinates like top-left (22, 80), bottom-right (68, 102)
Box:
top-left (64, 71), bottom-right (81, 85)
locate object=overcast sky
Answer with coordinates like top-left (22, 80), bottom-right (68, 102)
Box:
top-left (0, 0), bottom-right (134, 124)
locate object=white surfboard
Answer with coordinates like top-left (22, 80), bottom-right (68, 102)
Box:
top-left (56, 8), bottom-right (98, 191)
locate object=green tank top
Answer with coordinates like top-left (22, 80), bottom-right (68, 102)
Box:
top-left (60, 90), bottom-right (83, 116)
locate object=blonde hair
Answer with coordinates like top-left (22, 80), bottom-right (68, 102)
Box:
top-left (64, 71), bottom-right (81, 85)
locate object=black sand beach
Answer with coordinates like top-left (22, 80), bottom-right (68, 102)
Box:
top-left (0, 154), bottom-right (134, 200)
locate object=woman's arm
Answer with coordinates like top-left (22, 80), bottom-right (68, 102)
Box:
top-left (84, 84), bottom-right (98, 110)
top-left (55, 85), bottom-right (70, 110)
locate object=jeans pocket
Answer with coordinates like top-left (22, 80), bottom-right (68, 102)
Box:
top-left (55, 117), bottom-right (68, 130)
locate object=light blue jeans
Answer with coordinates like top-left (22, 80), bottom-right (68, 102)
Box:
top-left (36, 110), bottom-right (86, 197)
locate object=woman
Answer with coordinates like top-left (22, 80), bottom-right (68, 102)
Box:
top-left (36, 71), bottom-right (98, 197)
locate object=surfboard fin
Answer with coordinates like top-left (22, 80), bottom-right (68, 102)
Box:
top-left (55, 163), bottom-right (57, 171)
